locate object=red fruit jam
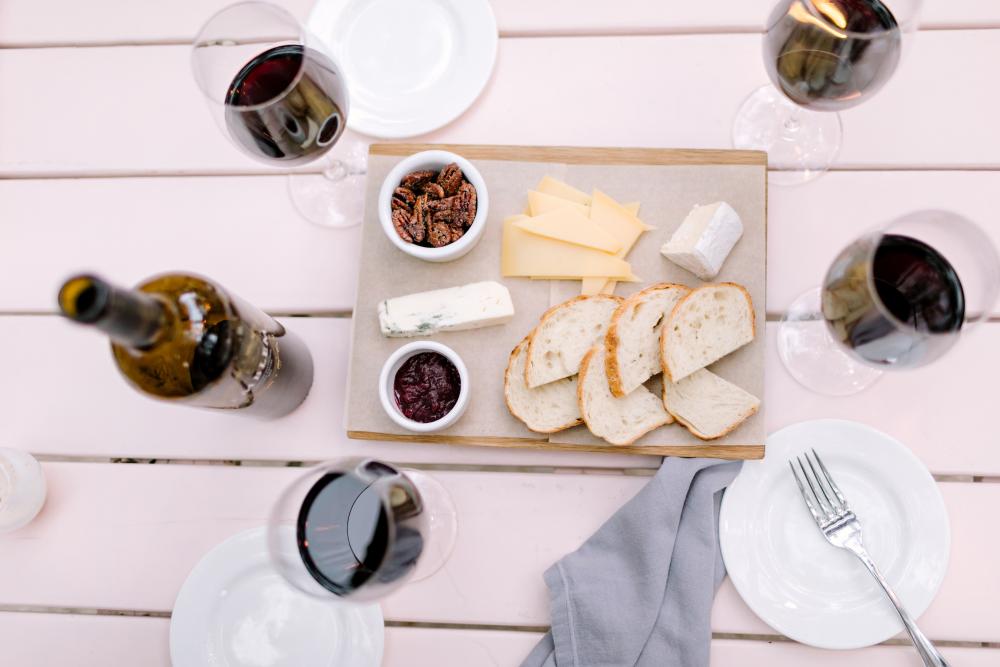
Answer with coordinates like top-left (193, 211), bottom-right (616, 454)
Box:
top-left (393, 351), bottom-right (461, 423)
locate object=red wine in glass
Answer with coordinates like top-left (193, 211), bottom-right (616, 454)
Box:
top-left (225, 44), bottom-right (348, 165)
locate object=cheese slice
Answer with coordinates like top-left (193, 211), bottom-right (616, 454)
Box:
top-left (527, 190), bottom-right (589, 217)
top-left (623, 202), bottom-right (640, 216)
top-left (513, 209), bottom-right (622, 253)
top-left (581, 190), bottom-right (653, 295)
top-left (378, 281), bottom-right (514, 337)
top-left (536, 176), bottom-right (591, 206)
top-left (502, 216), bottom-right (633, 279)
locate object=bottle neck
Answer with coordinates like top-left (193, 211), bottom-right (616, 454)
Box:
top-left (58, 275), bottom-right (170, 349)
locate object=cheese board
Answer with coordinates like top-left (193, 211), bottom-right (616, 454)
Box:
top-left (346, 144), bottom-right (767, 459)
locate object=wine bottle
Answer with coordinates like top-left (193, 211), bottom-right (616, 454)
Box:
top-left (58, 272), bottom-right (313, 418)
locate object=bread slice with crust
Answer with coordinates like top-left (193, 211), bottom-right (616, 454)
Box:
top-left (578, 346), bottom-right (672, 446)
top-left (525, 294), bottom-right (623, 388)
top-left (663, 368), bottom-right (760, 440)
top-left (661, 283), bottom-right (755, 382)
top-left (605, 283), bottom-right (690, 397)
top-left (505, 337), bottom-right (582, 433)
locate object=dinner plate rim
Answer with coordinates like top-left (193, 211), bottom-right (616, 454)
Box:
top-left (307, 0), bottom-right (498, 139)
top-left (719, 418), bottom-right (950, 650)
top-left (169, 525), bottom-right (385, 667)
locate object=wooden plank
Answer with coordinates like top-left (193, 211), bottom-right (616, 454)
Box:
top-left (1, 32), bottom-right (998, 176)
top-left (0, 316), bottom-right (660, 469)
top-left (0, 463), bottom-right (995, 644)
top-left (0, 0), bottom-right (994, 46)
top-left (370, 143), bottom-right (767, 165)
top-left (4, 171), bottom-right (1000, 316)
top-left (5, 314), bottom-right (998, 475)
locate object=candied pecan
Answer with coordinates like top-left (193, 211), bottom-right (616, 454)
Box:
top-left (427, 218), bottom-right (453, 247)
top-left (420, 182), bottom-right (445, 199)
top-left (426, 195), bottom-right (455, 212)
top-left (392, 186), bottom-right (416, 211)
top-left (436, 163), bottom-right (464, 197)
top-left (401, 169), bottom-right (436, 188)
top-left (391, 208), bottom-right (415, 243)
top-left (455, 181), bottom-right (477, 228)
top-left (410, 194), bottom-right (430, 243)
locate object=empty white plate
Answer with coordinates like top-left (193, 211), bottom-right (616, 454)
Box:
top-left (308, 0), bottom-right (498, 138)
top-left (170, 526), bottom-right (384, 667)
top-left (719, 419), bottom-right (949, 649)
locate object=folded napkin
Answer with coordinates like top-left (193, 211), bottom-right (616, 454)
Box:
top-left (522, 457), bottom-right (742, 667)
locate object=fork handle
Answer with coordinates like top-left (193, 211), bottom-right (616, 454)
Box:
top-left (851, 548), bottom-right (949, 667)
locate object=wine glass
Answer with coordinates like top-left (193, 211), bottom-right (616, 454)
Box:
top-left (778, 210), bottom-right (1000, 395)
top-left (191, 1), bottom-right (366, 228)
top-left (267, 458), bottom-right (458, 602)
top-left (733, 0), bottom-right (922, 185)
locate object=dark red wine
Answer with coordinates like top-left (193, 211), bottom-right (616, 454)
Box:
top-left (824, 234), bottom-right (965, 367)
top-left (296, 462), bottom-right (424, 597)
top-left (764, 0), bottom-right (900, 111)
top-left (225, 44), bottom-right (347, 164)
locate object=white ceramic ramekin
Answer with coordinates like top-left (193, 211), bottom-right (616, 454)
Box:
top-left (378, 341), bottom-right (470, 433)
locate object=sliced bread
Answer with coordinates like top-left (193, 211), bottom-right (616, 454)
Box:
top-left (661, 283), bottom-right (755, 382)
top-left (604, 283), bottom-right (690, 397)
top-left (578, 346), bottom-right (672, 446)
top-left (504, 337), bottom-right (582, 433)
top-left (663, 368), bottom-right (760, 440)
top-left (525, 294), bottom-right (623, 388)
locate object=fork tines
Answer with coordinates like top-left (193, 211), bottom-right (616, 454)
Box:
top-left (788, 449), bottom-right (850, 525)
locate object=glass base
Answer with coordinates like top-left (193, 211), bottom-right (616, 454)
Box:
top-left (287, 167), bottom-right (365, 229)
top-left (732, 85), bottom-right (842, 186)
top-left (778, 288), bottom-right (883, 396)
top-left (404, 470), bottom-right (458, 583)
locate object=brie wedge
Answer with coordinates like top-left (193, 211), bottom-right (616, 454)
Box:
top-left (660, 202), bottom-right (743, 280)
top-left (378, 281), bottom-right (515, 337)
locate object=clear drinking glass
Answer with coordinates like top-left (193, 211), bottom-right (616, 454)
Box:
top-left (778, 210), bottom-right (1000, 395)
top-left (267, 458), bottom-right (458, 603)
top-left (733, 0), bottom-right (922, 185)
top-left (191, 1), bottom-right (366, 227)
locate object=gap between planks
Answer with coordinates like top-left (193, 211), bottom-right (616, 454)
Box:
top-left (0, 606), bottom-right (996, 649)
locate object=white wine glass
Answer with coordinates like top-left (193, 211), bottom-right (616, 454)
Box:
top-left (191, 1), bottom-right (366, 228)
top-left (733, 0), bottom-right (922, 185)
top-left (267, 458), bottom-right (458, 603)
top-left (778, 210), bottom-right (1000, 395)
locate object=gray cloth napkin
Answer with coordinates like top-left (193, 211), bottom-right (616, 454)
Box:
top-left (522, 457), bottom-right (742, 667)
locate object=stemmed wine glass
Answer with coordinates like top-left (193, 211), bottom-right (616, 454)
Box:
top-left (778, 210), bottom-right (1000, 395)
top-left (191, 1), bottom-right (366, 227)
top-left (733, 0), bottom-right (922, 185)
top-left (267, 458), bottom-right (458, 602)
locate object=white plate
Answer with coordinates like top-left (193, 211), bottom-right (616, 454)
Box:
top-left (719, 419), bottom-right (949, 650)
top-left (170, 527), bottom-right (384, 667)
top-left (308, 0), bottom-right (498, 138)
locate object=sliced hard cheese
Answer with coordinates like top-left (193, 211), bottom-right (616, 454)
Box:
top-left (623, 202), bottom-right (640, 216)
top-left (661, 202), bottom-right (743, 280)
top-left (581, 191), bottom-right (653, 296)
top-left (502, 216), bottom-right (633, 279)
top-left (527, 190), bottom-right (589, 217)
top-left (378, 281), bottom-right (514, 337)
top-left (513, 208), bottom-right (622, 253)
top-left (536, 176), bottom-right (591, 206)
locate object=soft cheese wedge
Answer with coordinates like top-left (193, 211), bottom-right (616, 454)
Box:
top-left (579, 346), bottom-right (672, 446)
top-left (663, 368), bottom-right (759, 440)
top-left (661, 283), bottom-right (755, 381)
top-left (513, 209), bottom-right (623, 253)
top-left (502, 216), bottom-right (634, 279)
top-left (661, 202), bottom-right (743, 280)
top-left (505, 337), bottom-right (582, 433)
top-left (525, 294), bottom-right (622, 388)
top-left (605, 283), bottom-right (690, 397)
top-left (378, 281), bottom-right (514, 337)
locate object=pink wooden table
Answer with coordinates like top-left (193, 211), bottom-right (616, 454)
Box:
top-left (1, 1), bottom-right (997, 664)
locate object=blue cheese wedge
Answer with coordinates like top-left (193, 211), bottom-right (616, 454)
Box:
top-left (378, 281), bottom-right (515, 337)
top-left (660, 202), bottom-right (743, 280)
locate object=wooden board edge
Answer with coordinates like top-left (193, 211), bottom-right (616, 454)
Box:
top-left (347, 431), bottom-right (764, 460)
top-left (369, 144), bottom-right (767, 167)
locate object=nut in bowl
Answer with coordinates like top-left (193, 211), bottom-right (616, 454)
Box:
top-left (378, 341), bottom-right (470, 433)
top-left (378, 150), bottom-right (489, 262)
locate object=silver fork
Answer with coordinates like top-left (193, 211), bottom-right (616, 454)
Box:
top-left (789, 449), bottom-right (949, 667)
